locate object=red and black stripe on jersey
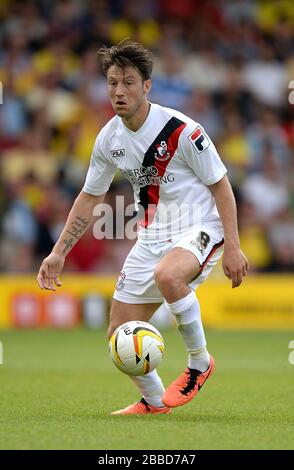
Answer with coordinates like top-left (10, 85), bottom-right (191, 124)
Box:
top-left (138, 117), bottom-right (186, 228)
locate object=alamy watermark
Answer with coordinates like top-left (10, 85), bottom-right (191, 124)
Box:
top-left (91, 197), bottom-right (203, 240)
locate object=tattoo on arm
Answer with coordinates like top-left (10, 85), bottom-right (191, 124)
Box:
top-left (63, 237), bottom-right (74, 254)
top-left (62, 216), bottom-right (90, 255)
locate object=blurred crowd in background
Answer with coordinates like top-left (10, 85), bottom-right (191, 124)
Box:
top-left (0, 0), bottom-right (294, 274)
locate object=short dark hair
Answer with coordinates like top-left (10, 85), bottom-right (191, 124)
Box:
top-left (97, 40), bottom-right (153, 81)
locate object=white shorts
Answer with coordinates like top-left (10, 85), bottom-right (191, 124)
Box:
top-left (113, 226), bottom-right (224, 304)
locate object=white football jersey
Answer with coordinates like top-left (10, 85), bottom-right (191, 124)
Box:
top-left (83, 103), bottom-right (227, 241)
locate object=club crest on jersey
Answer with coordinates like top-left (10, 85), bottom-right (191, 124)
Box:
top-left (188, 127), bottom-right (210, 154)
top-left (116, 270), bottom-right (126, 290)
top-left (154, 141), bottom-right (170, 161)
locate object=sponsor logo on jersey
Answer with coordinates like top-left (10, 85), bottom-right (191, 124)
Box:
top-left (154, 140), bottom-right (171, 161)
top-left (111, 148), bottom-right (125, 158)
top-left (121, 166), bottom-right (175, 187)
top-left (188, 127), bottom-right (210, 154)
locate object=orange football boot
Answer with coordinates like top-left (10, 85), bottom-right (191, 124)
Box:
top-left (162, 355), bottom-right (215, 408)
top-left (111, 398), bottom-right (171, 415)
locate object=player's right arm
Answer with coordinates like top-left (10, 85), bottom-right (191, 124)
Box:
top-left (37, 190), bottom-right (105, 291)
top-left (38, 125), bottom-right (117, 290)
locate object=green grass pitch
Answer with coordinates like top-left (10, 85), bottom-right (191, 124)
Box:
top-left (0, 328), bottom-right (293, 450)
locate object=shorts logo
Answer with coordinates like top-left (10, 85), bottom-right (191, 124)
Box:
top-left (188, 127), bottom-right (210, 153)
top-left (111, 149), bottom-right (125, 158)
top-left (190, 231), bottom-right (210, 255)
top-left (154, 140), bottom-right (170, 161)
top-left (116, 271), bottom-right (126, 290)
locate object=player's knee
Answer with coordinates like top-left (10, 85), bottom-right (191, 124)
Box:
top-left (154, 265), bottom-right (178, 293)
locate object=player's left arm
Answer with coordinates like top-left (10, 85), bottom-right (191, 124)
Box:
top-left (209, 175), bottom-right (249, 288)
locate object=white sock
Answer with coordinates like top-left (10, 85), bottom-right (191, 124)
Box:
top-left (166, 290), bottom-right (210, 372)
top-left (130, 369), bottom-right (165, 408)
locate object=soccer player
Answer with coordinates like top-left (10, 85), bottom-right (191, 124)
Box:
top-left (37, 40), bottom-right (249, 415)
